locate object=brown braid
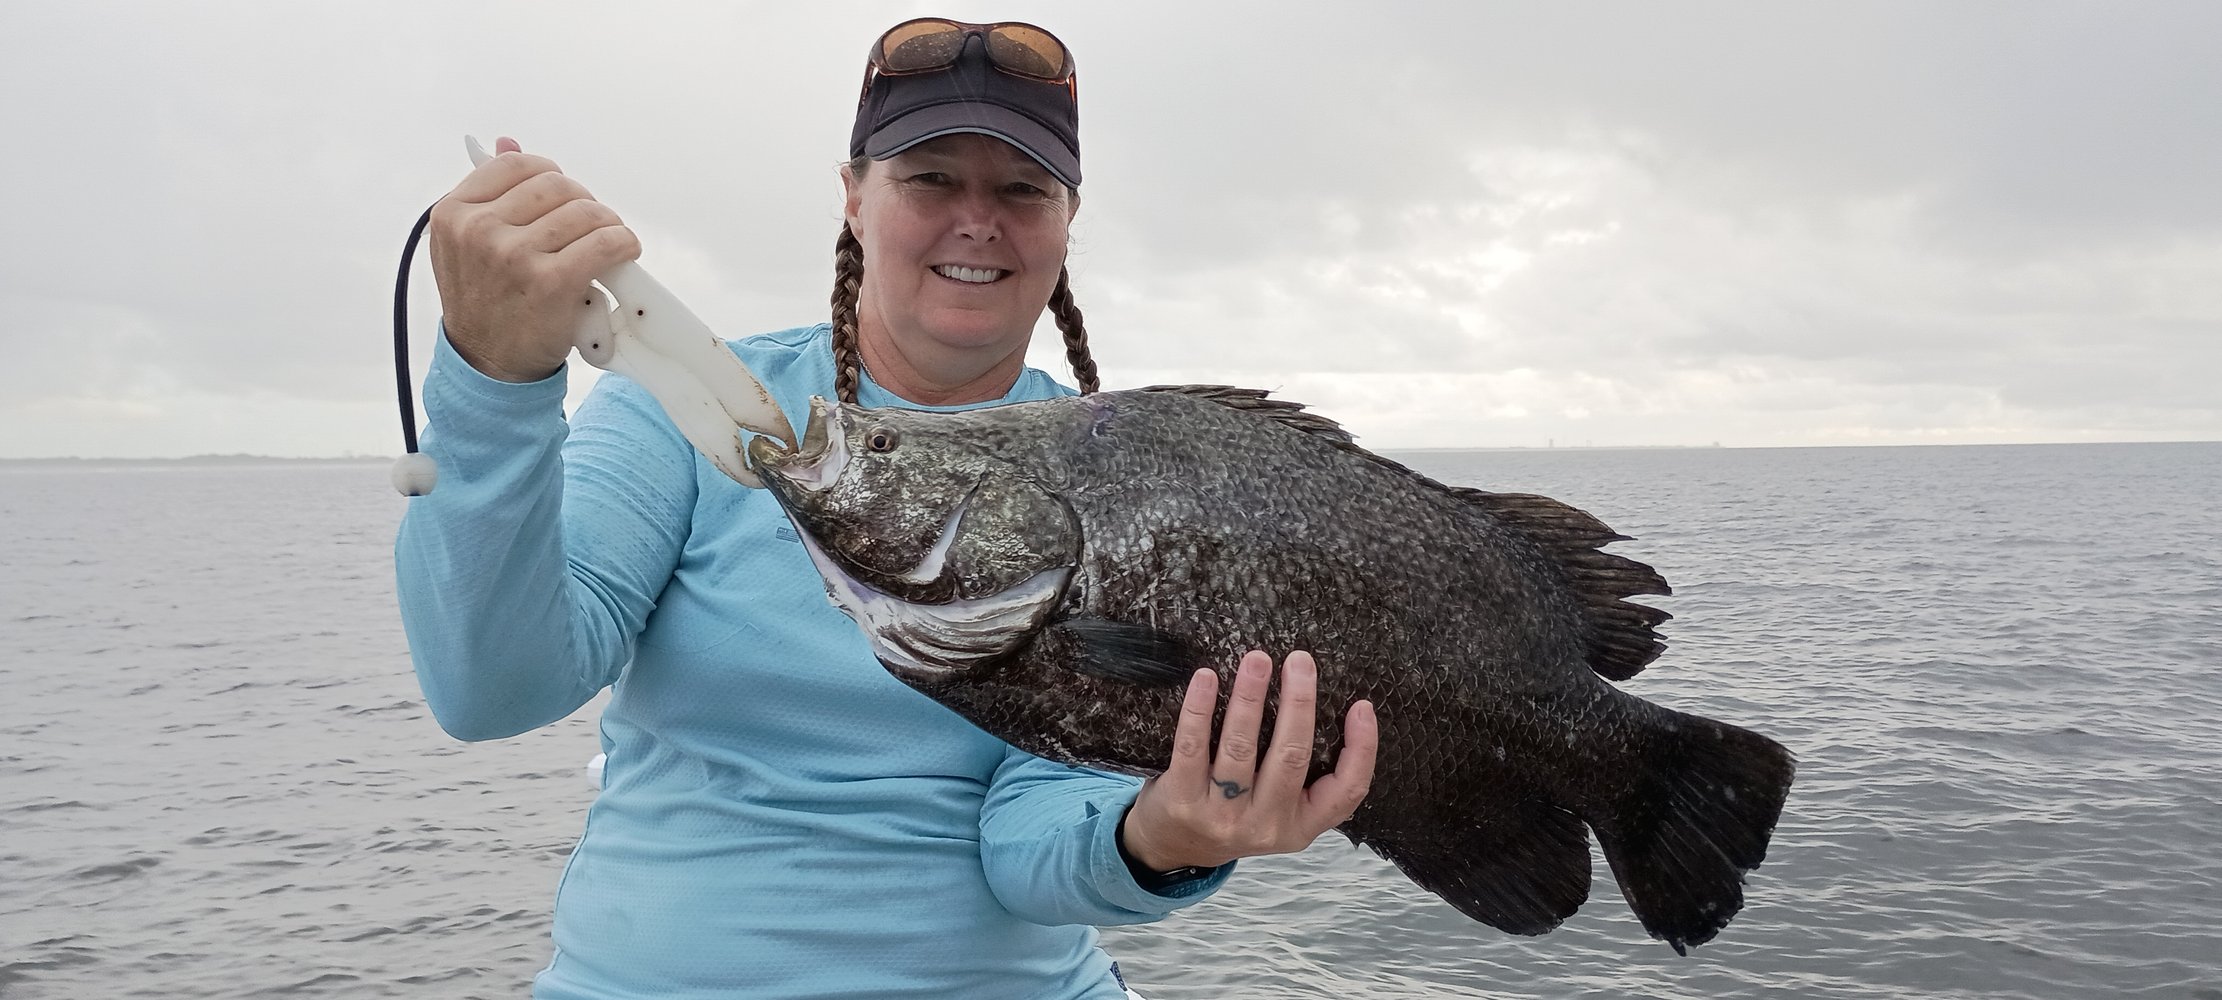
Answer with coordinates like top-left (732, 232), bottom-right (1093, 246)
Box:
top-left (1047, 266), bottom-right (1099, 394)
top-left (830, 223), bottom-right (865, 404)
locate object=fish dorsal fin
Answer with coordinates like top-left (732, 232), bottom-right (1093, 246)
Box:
top-left (1450, 489), bottom-right (1672, 680)
top-left (1139, 384), bottom-right (1670, 680)
top-left (1137, 385), bottom-right (1356, 445)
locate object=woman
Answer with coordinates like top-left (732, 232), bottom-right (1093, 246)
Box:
top-left (399, 18), bottom-right (1376, 999)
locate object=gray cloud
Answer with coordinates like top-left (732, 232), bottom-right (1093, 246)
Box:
top-left (2, 1), bottom-right (2216, 457)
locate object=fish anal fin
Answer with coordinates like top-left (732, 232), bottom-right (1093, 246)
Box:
top-left (1592, 708), bottom-right (1797, 953)
top-left (1042, 617), bottom-right (1197, 688)
top-left (1457, 489), bottom-right (1672, 680)
top-left (1351, 793), bottom-right (1592, 937)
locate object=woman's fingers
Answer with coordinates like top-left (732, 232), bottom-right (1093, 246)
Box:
top-left (523, 197), bottom-right (623, 249)
top-left (1252, 650), bottom-right (1319, 813)
top-left (450, 150), bottom-right (565, 205)
top-left (427, 138), bottom-right (625, 383)
top-left (531, 198), bottom-right (644, 283)
top-left (549, 224), bottom-right (644, 289)
top-left (1125, 649), bottom-right (1380, 873)
top-left (1158, 668), bottom-right (1219, 792)
top-left (490, 168), bottom-right (599, 228)
top-left (1210, 650), bottom-right (1273, 799)
top-left (1302, 699), bottom-right (1379, 830)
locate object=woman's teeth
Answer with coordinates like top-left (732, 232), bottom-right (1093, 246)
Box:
top-left (933, 265), bottom-right (1005, 284)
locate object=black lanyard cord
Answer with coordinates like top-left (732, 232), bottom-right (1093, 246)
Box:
top-left (393, 203), bottom-right (435, 455)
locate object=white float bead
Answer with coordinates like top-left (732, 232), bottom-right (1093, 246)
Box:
top-left (392, 452), bottom-right (440, 496)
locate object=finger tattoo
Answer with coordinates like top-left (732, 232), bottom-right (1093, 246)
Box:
top-left (1213, 779), bottom-right (1249, 800)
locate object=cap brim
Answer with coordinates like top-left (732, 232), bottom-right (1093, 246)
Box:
top-left (863, 102), bottom-right (1081, 188)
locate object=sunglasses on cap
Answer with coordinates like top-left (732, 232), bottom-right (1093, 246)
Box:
top-left (858, 18), bottom-right (1077, 103)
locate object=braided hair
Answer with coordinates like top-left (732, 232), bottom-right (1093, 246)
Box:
top-left (830, 223), bottom-right (866, 404)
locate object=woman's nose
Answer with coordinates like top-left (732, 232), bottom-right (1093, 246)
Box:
top-left (951, 190), bottom-right (1002, 243)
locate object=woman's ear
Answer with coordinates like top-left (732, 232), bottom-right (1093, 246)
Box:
top-left (841, 162), bottom-right (865, 236)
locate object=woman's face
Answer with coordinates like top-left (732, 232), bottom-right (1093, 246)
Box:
top-left (844, 133), bottom-right (1077, 361)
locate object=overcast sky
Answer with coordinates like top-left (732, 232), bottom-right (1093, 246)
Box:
top-left (3, 1), bottom-right (2217, 457)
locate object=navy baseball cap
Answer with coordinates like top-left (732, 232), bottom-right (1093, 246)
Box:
top-left (850, 25), bottom-right (1081, 188)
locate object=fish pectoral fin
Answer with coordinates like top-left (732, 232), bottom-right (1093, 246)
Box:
top-left (1043, 618), bottom-right (1196, 688)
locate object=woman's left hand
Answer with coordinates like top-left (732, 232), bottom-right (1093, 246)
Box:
top-left (1120, 649), bottom-right (1379, 873)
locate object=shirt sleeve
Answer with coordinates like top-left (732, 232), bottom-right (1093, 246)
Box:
top-left (393, 329), bottom-right (698, 741)
top-left (976, 746), bottom-right (1233, 926)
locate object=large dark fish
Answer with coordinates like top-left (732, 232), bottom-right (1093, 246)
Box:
top-left (744, 386), bottom-right (1795, 953)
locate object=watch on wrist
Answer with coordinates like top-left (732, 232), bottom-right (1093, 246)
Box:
top-left (1116, 809), bottom-right (1213, 891)
top-left (1134, 862), bottom-right (1213, 892)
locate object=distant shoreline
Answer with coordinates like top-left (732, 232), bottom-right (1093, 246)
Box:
top-left (3, 439), bottom-right (2214, 466)
top-left (0, 455), bottom-right (396, 468)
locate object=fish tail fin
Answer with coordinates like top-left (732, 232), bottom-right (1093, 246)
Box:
top-left (1590, 709), bottom-right (1796, 954)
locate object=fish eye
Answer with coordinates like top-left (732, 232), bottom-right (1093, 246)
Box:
top-left (866, 429), bottom-right (899, 453)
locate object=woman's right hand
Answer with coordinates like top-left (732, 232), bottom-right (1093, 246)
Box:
top-left (428, 136), bottom-right (642, 383)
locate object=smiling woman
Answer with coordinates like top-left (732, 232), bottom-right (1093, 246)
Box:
top-left (393, 15), bottom-right (1374, 1000)
top-left (834, 134), bottom-right (1088, 405)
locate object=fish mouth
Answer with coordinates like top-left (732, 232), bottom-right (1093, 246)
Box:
top-left (747, 396), bottom-right (845, 493)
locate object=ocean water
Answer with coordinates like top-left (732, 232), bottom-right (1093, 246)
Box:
top-left (3, 442), bottom-right (2217, 999)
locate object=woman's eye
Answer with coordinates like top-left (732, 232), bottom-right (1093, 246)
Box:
top-left (910, 172), bottom-right (950, 185)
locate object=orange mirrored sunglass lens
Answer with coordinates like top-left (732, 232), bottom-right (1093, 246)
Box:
top-left (873, 19), bottom-right (1071, 81)
top-left (880, 20), bottom-right (967, 71)
top-left (986, 25), bottom-right (1066, 78)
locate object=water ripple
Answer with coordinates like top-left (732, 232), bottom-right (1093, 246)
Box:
top-left (5, 447), bottom-right (2218, 998)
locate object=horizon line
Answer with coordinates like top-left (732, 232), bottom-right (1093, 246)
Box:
top-left (3, 438), bottom-right (2217, 465)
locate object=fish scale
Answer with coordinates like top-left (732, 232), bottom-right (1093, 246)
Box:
top-left (748, 385), bottom-right (1796, 954)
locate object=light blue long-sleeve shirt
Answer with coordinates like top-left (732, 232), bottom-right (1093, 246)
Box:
top-left (395, 323), bottom-right (1227, 999)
